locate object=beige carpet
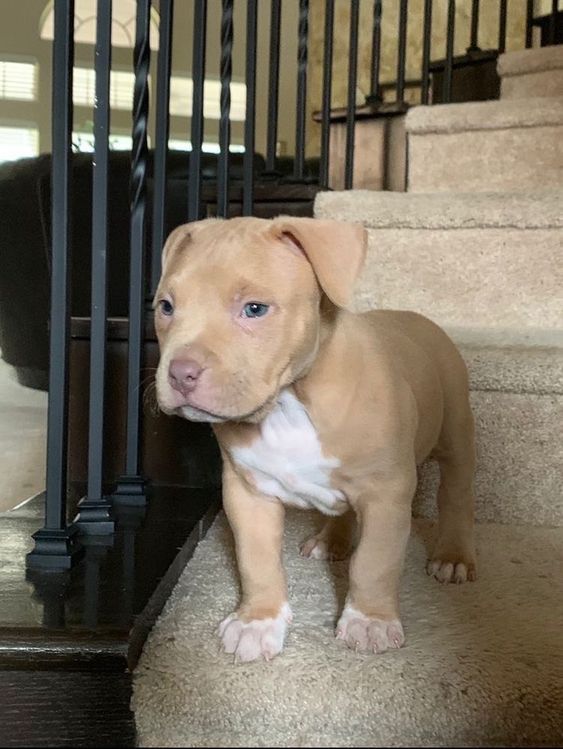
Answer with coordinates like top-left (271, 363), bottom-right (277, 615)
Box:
top-left (0, 356), bottom-right (47, 512)
top-left (133, 510), bottom-right (563, 747)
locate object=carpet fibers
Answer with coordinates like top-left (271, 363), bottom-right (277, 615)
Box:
top-left (133, 510), bottom-right (563, 747)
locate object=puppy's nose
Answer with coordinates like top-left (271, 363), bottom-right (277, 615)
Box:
top-left (168, 358), bottom-right (203, 393)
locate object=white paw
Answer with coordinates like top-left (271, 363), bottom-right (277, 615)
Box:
top-left (218, 603), bottom-right (292, 662)
top-left (336, 604), bottom-right (404, 654)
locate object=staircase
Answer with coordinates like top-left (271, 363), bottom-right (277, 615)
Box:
top-left (132, 48), bottom-right (563, 748)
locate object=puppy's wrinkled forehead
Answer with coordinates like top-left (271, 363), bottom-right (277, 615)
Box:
top-left (158, 216), bottom-right (368, 310)
top-left (160, 217), bottom-right (314, 297)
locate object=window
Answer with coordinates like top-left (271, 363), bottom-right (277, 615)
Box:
top-left (40, 0), bottom-right (160, 50)
top-left (73, 67), bottom-right (135, 111)
top-left (169, 77), bottom-right (246, 121)
top-left (72, 132), bottom-right (136, 152)
top-left (0, 61), bottom-right (37, 101)
top-left (168, 138), bottom-right (245, 154)
top-left (0, 126), bottom-right (39, 163)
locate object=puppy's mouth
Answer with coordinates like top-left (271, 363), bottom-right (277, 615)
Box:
top-left (164, 393), bottom-right (277, 425)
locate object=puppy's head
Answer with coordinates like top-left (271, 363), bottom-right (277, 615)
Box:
top-left (154, 216), bottom-right (366, 424)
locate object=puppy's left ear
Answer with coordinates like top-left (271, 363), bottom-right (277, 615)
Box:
top-left (271, 217), bottom-right (367, 308)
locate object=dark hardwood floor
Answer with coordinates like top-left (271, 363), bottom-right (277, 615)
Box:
top-left (0, 486), bottom-right (221, 747)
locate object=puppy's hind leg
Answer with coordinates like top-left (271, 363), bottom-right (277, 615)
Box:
top-left (300, 510), bottom-right (356, 561)
top-left (428, 398), bottom-right (477, 584)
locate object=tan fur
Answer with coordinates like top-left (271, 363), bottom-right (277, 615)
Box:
top-left (154, 216), bottom-right (476, 658)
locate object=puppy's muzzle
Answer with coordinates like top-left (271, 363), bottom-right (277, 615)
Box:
top-left (168, 357), bottom-right (203, 399)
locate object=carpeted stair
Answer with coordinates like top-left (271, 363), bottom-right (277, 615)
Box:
top-left (132, 45), bottom-right (563, 747)
top-left (406, 97), bottom-right (563, 193)
top-left (499, 45), bottom-right (563, 100)
top-left (133, 512), bottom-right (563, 747)
top-left (315, 189), bottom-right (563, 330)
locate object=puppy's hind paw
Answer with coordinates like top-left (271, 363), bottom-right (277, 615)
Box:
top-left (300, 534), bottom-right (350, 561)
top-left (427, 557), bottom-right (476, 584)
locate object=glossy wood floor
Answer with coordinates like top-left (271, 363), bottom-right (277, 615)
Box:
top-left (0, 486), bottom-right (221, 747)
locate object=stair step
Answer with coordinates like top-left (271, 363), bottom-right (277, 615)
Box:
top-left (498, 46), bottom-right (563, 99)
top-left (132, 511), bottom-right (563, 747)
top-left (405, 97), bottom-right (563, 192)
top-left (425, 336), bottom-right (562, 527)
top-left (416, 385), bottom-right (563, 526)
top-left (315, 189), bottom-right (563, 331)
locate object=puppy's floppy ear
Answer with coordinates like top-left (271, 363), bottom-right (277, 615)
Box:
top-left (160, 218), bottom-right (221, 272)
top-left (271, 217), bottom-right (367, 308)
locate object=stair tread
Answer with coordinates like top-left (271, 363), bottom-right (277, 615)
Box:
top-left (406, 96), bottom-right (563, 134)
top-left (456, 335), bottom-right (563, 395)
top-left (315, 188), bottom-right (563, 229)
top-left (133, 510), bottom-right (563, 748)
top-left (498, 45), bottom-right (563, 78)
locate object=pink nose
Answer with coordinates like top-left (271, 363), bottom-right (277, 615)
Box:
top-left (168, 358), bottom-right (203, 394)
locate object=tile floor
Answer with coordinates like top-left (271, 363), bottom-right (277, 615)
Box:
top-left (0, 355), bottom-right (47, 512)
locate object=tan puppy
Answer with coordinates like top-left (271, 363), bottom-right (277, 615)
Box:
top-left (154, 216), bottom-right (476, 662)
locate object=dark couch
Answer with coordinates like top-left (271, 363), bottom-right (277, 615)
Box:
top-left (0, 149), bottom-right (320, 390)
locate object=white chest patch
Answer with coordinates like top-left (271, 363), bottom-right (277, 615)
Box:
top-left (230, 389), bottom-right (347, 516)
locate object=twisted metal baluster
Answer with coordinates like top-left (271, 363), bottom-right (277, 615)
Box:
top-left (130, 5), bottom-right (150, 242)
top-left (217, 0), bottom-right (233, 218)
top-left (294, 0), bottom-right (309, 181)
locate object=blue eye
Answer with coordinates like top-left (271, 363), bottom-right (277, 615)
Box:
top-left (242, 302), bottom-right (269, 318)
top-left (159, 299), bottom-right (174, 316)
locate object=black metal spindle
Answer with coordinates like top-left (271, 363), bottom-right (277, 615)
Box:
top-left (188, 0), bottom-right (207, 221)
top-left (266, 0), bottom-right (281, 173)
top-left (396, 0), bottom-right (409, 103)
top-left (150, 0), bottom-right (174, 295)
top-left (525, 0), bottom-right (534, 48)
top-left (443, 0), bottom-right (455, 103)
top-left (549, 0), bottom-right (558, 45)
top-left (344, 0), bottom-right (360, 190)
top-left (319, 0), bottom-right (334, 188)
top-left (76, 0), bottom-right (114, 533)
top-left (366, 0), bottom-right (382, 105)
top-left (421, 0), bottom-right (433, 104)
top-left (294, 0), bottom-right (309, 181)
top-left (113, 0), bottom-right (151, 507)
top-left (242, 0), bottom-right (258, 216)
top-left (217, 0), bottom-right (233, 218)
top-left (27, 0), bottom-right (79, 569)
top-left (498, 0), bottom-right (508, 54)
top-left (468, 0), bottom-right (480, 51)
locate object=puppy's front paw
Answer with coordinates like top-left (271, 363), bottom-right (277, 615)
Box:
top-left (218, 603), bottom-right (292, 662)
top-left (336, 604), bottom-right (404, 654)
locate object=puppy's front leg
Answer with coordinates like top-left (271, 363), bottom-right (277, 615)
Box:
top-left (337, 472), bottom-right (415, 654)
top-left (219, 459), bottom-right (290, 662)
